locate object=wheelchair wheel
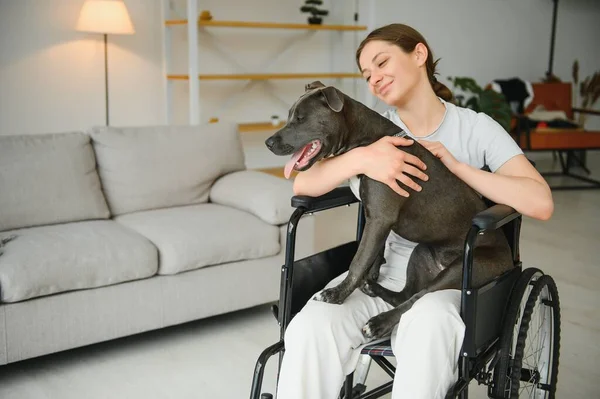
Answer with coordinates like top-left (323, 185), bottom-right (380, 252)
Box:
top-left (492, 269), bottom-right (561, 398)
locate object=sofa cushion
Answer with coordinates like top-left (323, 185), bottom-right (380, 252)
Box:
top-left (0, 221), bottom-right (158, 303)
top-left (0, 133), bottom-right (110, 232)
top-left (115, 203), bottom-right (280, 275)
top-left (89, 124), bottom-right (246, 216)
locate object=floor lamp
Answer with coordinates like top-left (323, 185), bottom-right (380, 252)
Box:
top-left (76, 0), bottom-right (135, 126)
top-left (545, 0), bottom-right (560, 82)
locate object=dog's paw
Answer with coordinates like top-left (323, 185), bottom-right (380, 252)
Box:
top-left (362, 315), bottom-right (394, 340)
top-left (314, 287), bottom-right (344, 304)
top-left (359, 281), bottom-right (378, 297)
top-left (368, 269), bottom-right (380, 283)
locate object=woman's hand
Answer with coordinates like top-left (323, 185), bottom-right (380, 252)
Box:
top-left (359, 136), bottom-right (428, 197)
top-left (419, 140), bottom-right (460, 173)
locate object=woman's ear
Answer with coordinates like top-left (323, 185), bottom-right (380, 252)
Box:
top-left (414, 43), bottom-right (428, 66)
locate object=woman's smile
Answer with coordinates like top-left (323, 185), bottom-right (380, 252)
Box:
top-left (378, 80), bottom-right (393, 96)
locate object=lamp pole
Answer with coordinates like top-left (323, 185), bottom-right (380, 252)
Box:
top-left (546, 0), bottom-right (559, 81)
top-left (104, 33), bottom-right (109, 126)
top-left (76, 0), bottom-right (135, 127)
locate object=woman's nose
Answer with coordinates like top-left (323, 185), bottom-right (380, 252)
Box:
top-left (371, 73), bottom-right (383, 86)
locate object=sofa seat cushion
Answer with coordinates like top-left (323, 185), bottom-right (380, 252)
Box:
top-left (115, 203), bottom-right (281, 275)
top-left (0, 221), bottom-right (158, 303)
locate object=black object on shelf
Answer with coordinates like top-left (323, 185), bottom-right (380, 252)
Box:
top-left (300, 0), bottom-right (329, 25)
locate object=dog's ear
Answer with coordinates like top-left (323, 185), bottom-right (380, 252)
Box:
top-left (321, 86), bottom-right (344, 112)
top-left (305, 81), bottom-right (325, 91)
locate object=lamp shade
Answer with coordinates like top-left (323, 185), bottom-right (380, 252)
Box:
top-left (76, 0), bottom-right (135, 35)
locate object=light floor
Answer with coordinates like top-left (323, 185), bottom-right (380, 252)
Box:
top-left (0, 153), bottom-right (599, 399)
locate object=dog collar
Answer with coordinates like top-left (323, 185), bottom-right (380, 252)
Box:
top-left (392, 130), bottom-right (409, 138)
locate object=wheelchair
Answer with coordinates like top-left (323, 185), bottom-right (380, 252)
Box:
top-left (250, 186), bottom-right (561, 399)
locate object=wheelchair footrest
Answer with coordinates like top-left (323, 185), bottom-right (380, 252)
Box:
top-left (361, 339), bottom-right (394, 357)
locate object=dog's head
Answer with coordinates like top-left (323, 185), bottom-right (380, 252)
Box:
top-left (265, 81), bottom-right (347, 179)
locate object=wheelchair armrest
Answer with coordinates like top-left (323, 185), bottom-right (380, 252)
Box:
top-left (471, 204), bottom-right (521, 231)
top-left (291, 186), bottom-right (358, 213)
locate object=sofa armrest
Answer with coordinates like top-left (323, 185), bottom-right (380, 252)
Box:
top-left (209, 170), bottom-right (294, 225)
top-left (471, 204), bottom-right (520, 231)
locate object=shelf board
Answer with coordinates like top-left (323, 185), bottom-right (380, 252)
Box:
top-left (238, 121), bottom-right (286, 133)
top-left (168, 73), bottom-right (361, 81)
top-left (165, 19), bottom-right (367, 31)
top-left (257, 167), bottom-right (297, 179)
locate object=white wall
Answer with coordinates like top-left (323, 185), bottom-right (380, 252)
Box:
top-left (0, 0), bottom-right (165, 134)
top-left (1, 0), bottom-right (599, 168)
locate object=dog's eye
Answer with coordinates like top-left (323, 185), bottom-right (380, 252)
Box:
top-left (296, 114), bottom-right (304, 121)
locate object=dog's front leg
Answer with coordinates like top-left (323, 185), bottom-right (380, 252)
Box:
top-left (315, 218), bottom-right (392, 305)
top-left (359, 244), bottom-right (385, 295)
top-left (362, 262), bottom-right (462, 339)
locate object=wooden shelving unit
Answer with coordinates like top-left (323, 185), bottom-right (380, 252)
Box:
top-left (167, 73), bottom-right (361, 81)
top-left (238, 121), bottom-right (286, 133)
top-left (166, 19), bottom-right (367, 31)
top-left (162, 0), bottom-right (370, 125)
top-left (161, 0), bottom-right (375, 177)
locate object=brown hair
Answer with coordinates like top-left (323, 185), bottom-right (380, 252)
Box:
top-left (356, 23), bottom-right (453, 102)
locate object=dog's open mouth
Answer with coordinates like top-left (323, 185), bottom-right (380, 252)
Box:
top-left (284, 140), bottom-right (322, 179)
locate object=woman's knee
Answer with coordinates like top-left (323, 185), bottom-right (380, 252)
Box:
top-left (398, 290), bottom-right (464, 332)
top-left (284, 301), bottom-right (347, 344)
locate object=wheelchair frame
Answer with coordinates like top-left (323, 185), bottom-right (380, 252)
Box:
top-left (250, 186), bottom-right (559, 399)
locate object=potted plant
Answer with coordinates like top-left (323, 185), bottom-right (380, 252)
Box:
top-left (447, 76), bottom-right (512, 132)
top-left (572, 60), bottom-right (600, 128)
top-left (271, 115), bottom-right (280, 126)
top-left (300, 0), bottom-right (329, 25)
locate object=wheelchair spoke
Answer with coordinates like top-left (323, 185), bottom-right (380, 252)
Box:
top-left (500, 275), bottom-right (560, 399)
top-left (519, 282), bottom-right (555, 399)
top-left (522, 346), bottom-right (544, 369)
top-left (490, 269), bottom-right (560, 399)
top-left (523, 309), bottom-right (545, 365)
top-left (520, 380), bottom-right (535, 398)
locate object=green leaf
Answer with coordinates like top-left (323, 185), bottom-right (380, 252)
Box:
top-left (449, 77), bottom-right (482, 95)
top-left (465, 97), bottom-right (479, 112)
top-left (447, 76), bottom-right (512, 131)
top-left (479, 89), bottom-right (512, 132)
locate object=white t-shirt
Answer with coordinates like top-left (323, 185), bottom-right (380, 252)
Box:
top-left (348, 99), bottom-right (523, 284)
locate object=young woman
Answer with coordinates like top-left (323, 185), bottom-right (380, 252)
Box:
top-left (276, 23), bottom-right (553, 399)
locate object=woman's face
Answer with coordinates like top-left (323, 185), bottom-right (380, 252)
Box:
top-left (358, 40), bottom-right (425, 106)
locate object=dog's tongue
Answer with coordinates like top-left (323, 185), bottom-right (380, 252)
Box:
top-left (284, 145), bottom-right (309, 179)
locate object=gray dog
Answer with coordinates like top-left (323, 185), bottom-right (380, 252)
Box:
top-left (265, 81), bottom-right (513, 339)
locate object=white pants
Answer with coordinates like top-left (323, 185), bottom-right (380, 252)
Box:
top-left (276, 271), bottom-right (465, 399)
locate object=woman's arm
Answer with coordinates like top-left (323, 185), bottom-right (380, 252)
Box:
top-left (293, 136), bottom-right (429, 197)
top-left (420, 141), bottom-right (554, 221)
top-left (452, 155), bottom-right (553, 220)
top-left (292, 149), bottom-right (363, 197)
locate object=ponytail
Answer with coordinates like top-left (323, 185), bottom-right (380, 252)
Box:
top-left (431, 76), bottom-right (453, 102)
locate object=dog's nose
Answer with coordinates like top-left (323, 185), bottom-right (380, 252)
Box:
top-left (265, 136), bottom-right (277, 150)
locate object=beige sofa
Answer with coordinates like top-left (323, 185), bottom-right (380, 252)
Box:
top-left (0, 123), bottom-right (315, 365)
